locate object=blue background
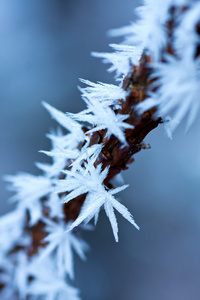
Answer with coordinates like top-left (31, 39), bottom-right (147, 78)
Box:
top-left (1, 1), bottom-right (200, 299)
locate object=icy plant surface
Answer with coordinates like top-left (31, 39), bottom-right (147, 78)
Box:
top-left (0, 0), bottom-right (200, 299)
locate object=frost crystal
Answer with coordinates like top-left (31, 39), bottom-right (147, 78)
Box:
top-left (136, 1), bottom-right (200, 134)
top-left (138, 55), bottom-right (200, 135)
top-left (92, 44), bottom-right (142, 78)
top-left (5, 173), bottom-right (53, 225)
top-left (28, 257), bottom-right (81, 300)
top-left (69, 93), bottom-right (133, 144)
top-left (56, 160), bottom-right (139, 242)
top-left (38, 218), bottom-right (89, 279)
top-left (79, 78), bottom-right (127, 106)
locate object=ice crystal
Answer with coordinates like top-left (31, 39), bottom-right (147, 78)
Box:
top-left (109, 0), bottom-right (188, 60)
top-left (38, 218), bottom-right (89, 279)
top-left (42, 101), bottom-right (85, 146)
top-left (5, 173), bottom-right (53, 225)
top-left (79, 78), bottom-right (127, 107)
top-left (135, 1), bottom-right (200, 135)
top-left (140, 55), bottom-right (200, 135)
top-left (56, 159), bottom-right (139, 242)
top-left (0, 210), bottom-right (26, 258)
top-left (92, 44), bottom-right (142, 78)
top-left (69, 96), bottom-right (133, 144)
top-left (28, 257), bottom-right (81, 300)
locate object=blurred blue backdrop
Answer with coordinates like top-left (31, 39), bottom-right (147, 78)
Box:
top-left (1, 1), bottom-right (200, 299)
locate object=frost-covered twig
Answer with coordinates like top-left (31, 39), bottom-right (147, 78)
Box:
top-left (0, 1), bottom-right (200, 299)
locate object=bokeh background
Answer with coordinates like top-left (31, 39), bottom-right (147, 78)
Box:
top-left (1, 1), bottom-right (200, 299)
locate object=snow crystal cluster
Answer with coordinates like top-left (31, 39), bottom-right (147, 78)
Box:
top-left (1, 0), bottom-right (200, 299)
